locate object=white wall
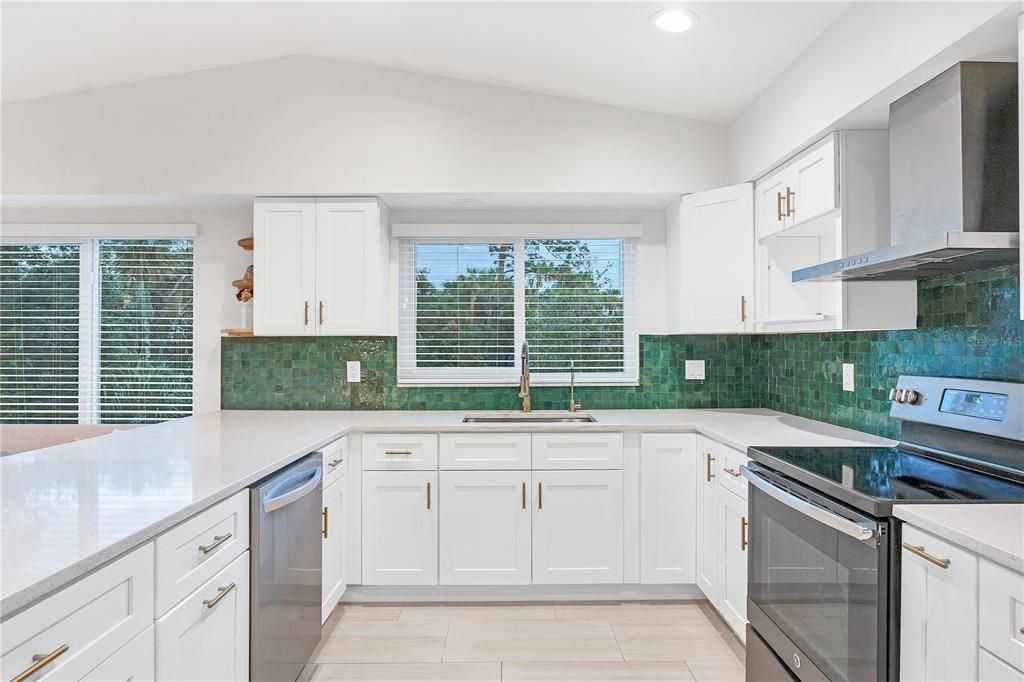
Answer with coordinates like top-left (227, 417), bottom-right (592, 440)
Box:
top-left (0, 201), bottom-right (252, 415)
top-left (727, 1), bottom-right (1016, 181)
top-left (388, 208), bottom-right (671, 335)
top-left (2, 55), bottom-right (729, 196)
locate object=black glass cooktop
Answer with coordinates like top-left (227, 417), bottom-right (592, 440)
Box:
top-left (748, 446), bottom-right (1024, 516)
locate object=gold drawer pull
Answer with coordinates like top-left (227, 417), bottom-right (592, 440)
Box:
top-left (538, 482), bottom-right (543, 510)
top-left (385, 449), bottom-right (413, 456)
top-left (723, 467), bottom-right (742, 478)
top-left (198, 533), bottom-right (232, 554)
top-left (741, 517), bottom-right (748, 551)
top-left (319, 301), bottom-right (325, 326)
top-left (11, 643), bottom-right (69, 682)
top-left (705, 453), bottom-right (715, 482)
top-left (322, 506), bottom-right (329, 538)
top-left (903, 543), bottom-right (950, 569)
top-left (203, 582), bottom-right (236, 609)
top-left (304, 301), bottom-right (309, 326)
top-left (776, 191), bottom-right (786, 221)
top-left (328, 457), bottom-right (344, 469)
top-left (521, 482), bottom-right (527, 510)
top-left (426, 482), bottom-right (431, 510)
top-left (785, 186), bottom-right (795, 217)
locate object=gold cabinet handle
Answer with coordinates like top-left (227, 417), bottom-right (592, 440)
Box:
top-left (723, 467), bottom-right (742, 478)
top-left (322, 506), bottom-right (328, 538)
top-left (741, 517), bottom-right (748, 551)
top-left (538, 482), bottom-right (543, 510)
top-left (740, 296), bottom-right (747, 323)
top-left (521, 482), bottom-right (527, 510)
top-left (198, 532), bottom-right (232, 554)
top-left (385, 449), bottom-right (413, 456)
top-left (319, 301), bottom-right (325, 326)
top-left (304, 301), bottom-right (310, 326)
top-left (776, 191), bottom-right (785, 221)
top-left (202, 582), bottom-right (236, 609)
top-left (426, 481), bottom-right (431, 510)
top-left (328, 457), bottom-right (344, 469)
top-left (785, 186), bottom-right (795, 217)
top-left (903, 543), bottom-right (950, 569)
top-left (705, 453), bottom-right (715, 482)
top-left (11, 643), bottom-right (70, 682)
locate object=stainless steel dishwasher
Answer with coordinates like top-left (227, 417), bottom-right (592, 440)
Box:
top-left (250, 452), bottom-right (323, 682)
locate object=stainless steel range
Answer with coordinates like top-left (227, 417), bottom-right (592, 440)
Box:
top-left (742, 376), bottom-right (1024, 681)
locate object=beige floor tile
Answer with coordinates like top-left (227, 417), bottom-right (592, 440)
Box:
top-left (399, 605), bottom-right (556, 622)
top-left (502, 661), bottom-right (696, 681)
top-left (555, 604), bottom-right (707, 622)
top-left (337, 605), bottom-right (404, 622)
top-left (443, 619), bottom-right (623, 662)
top-left (310, 662), bottom-right (501, 680)
top-left (684, 655), bottom-right (746, 682)
top-left (316, 621), bottom-right (449, 664)
top-left (612, 621), bottom-right (738, 662)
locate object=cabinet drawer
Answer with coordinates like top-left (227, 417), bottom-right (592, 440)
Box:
top-left (440, 433), bottom-right (531, 470)
top-left (362, 434), bottom-right (438, 470)
top-left (81, 625), bottom-right (154, 681)
top-left (154, 489), bottom-right (249, 615)
top-left (714, 443), bottom-right (749, 500)
top-left (323, 437), bottom-right (349, 488)
top-left (1, 543), bottom-right (154, 682)
top-left (532, 433), bottom-right (623, 469)
top-left (980, 648), bottom-right (1024, 681)
top-left (980, 558), bottom-right (1024, 672)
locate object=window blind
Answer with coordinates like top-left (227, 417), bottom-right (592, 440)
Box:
top-left (0, 244), bottom-right (82, 423)
top-left (398, 236), bottom-right (637, 386)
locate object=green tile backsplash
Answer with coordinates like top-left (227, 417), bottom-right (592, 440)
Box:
top-left (222, 266), bottom-right (1021, 439)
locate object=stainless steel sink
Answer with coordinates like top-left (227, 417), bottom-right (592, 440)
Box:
top-left (462, 412), bottom-right (597, 424)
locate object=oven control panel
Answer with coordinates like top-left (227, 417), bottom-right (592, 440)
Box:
top-left (889, 376), bottom-right (1023, 441)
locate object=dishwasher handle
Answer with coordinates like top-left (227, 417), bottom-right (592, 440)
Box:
top-left (263, 459), bottom-right (323, 513)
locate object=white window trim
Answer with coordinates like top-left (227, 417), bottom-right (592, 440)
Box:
top-left (1, 223), bottom-right (198, 239)
top-left (398, 235), bottom-right (639, 387)
top-left (392, 223), bottom-right (643, 239)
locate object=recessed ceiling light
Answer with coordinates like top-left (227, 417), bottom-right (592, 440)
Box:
top-left (652, 8), bottom-right (698, 34)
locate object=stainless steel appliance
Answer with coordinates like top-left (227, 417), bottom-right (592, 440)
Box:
top-left (743, 376), bottom-right (1024, 681)
top-left (250, 453), bottom-right (323, 682)
top-left (794, 62), bottom-right (1019, 283)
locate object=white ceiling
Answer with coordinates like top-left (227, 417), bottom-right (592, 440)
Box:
top-left (1, 1), bottom-right (851, 122)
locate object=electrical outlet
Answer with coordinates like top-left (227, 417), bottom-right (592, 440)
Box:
top-left (685, 360), bottom-right (706, 381)
top-left (842, 363), bottom-right (855, 392)
top-left (346, 361), bottom-right (361, 383)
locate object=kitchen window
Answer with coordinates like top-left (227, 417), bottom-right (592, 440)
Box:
top-left (0, 237), bottom-right (194, 423)
top-left (398, 236), bottom-right (637, 385)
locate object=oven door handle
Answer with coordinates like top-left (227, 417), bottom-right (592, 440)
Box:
top-left (741, 466), bottom-right (876, 542)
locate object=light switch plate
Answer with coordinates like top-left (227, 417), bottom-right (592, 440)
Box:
top-left (346, 361), bottom-right (361, 383)
top-left (685, 360), bottom-right (706, 381)
top-left (842, 363), bottom-right (855, 392)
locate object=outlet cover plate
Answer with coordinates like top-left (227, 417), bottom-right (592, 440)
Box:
top-left (842, 363), bottom-right (855, 392)
top-left (347, 361), bottom-right (362, 383)
top-left (685, 360), bottom-right (706, 381)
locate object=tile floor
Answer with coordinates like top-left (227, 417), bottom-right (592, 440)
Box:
top-left (304, 602), bottom-right (745, 681)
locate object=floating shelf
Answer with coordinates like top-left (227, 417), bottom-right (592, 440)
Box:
top-left (222, 328), bottom-right (254, 337)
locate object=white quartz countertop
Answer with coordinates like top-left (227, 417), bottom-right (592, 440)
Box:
top-left (893, 504), bottom-right (1024, 573)
top-left (1, 408), bottom-right (891, 615)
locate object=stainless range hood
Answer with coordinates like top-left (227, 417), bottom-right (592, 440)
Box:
top-left (794, 62), bottom-right (1019, 282)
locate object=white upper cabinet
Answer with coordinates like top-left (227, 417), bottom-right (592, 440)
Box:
top-left (253, 199), bottom-right (316, 336)
top-left (753, 131), bottom-right (917, 332)
top-left (667, 183), bottom-right (755, 333)
top-left (254, 197), bottom-right (390, 336)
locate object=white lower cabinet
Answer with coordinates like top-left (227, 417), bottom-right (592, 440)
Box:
top-left (154, 550), bottom-right (250, 681)
top-left (322, 475), bottom-right (349, 623)
top-left (639, 434), bottom-right (697, 584)
top-left (532, 470), bottom-right (624, 584)
top-left (981, 649), bottom-right (1024, 682)
top-left (362, 471), bottom-right (438, 585)
top-left (899, 525), bottom-right (979, 682)
top-left (695, 443), bottom-right (718, 602)
top-left (717, 486), bottom-right (748, 641)
top-left (440, 471), bottom-right (532, 585)
top-left (81, 626), bottom-right (154, 682)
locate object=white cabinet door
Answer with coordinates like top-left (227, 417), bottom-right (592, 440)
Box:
top-left (695, 440), bottom-right (718, 602)
top-left (979, 648), bottom-right (1024, 682)
top-left (899, 525), bottom-right (979, 682)
top-left (440, 471), bottom-right (532, 585)
top-left (155, 550), bottom-right (249, 682)
top-left (717, 487), bottom-right (748, 641)
top-left (253, 199), bottom-right (316, 336)
top-left (672, 183), bottom-right (754, 333)
top-left (81, 626), bottom-right (154, 682)
top-left (755, 169), bottom-right (790, 239)
top-left (533, 470), bottom-right (623, 584)
top-left (640, 434), bottom-right (697, 584)
top-left (789, 134), bottom-right (837, 225)
top-left (979, 558), bottom-right (1024, 673)
top-left (322, 477), bottom-right (348, 623)
top-left (315, 199), bottom-right (388, 335)
top-left (361, 471), bottom-right (438, 585)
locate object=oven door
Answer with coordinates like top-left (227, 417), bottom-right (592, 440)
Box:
top-left (742, 464), bottom-right (892, 682)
